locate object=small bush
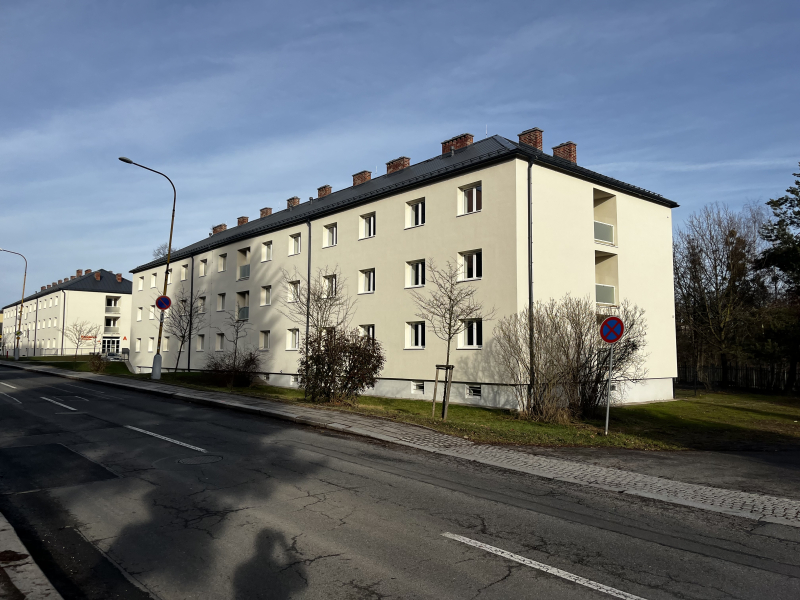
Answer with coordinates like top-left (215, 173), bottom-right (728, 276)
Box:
top-left (88, 354), bottom-right (108, 374)
top-left (298, 329), bottom-right (386, 404)
top-left (204, 347), bottom-right (262, 388)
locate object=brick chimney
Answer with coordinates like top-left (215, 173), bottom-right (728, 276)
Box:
top-left (41, 286), bottom-right (46, 291)
top-left (353, 171), bottom-right (371, 186)
top-left (237, 216), bottom-right (249, 226)
top-left (70, 276), bottom-right (76, 280)
top-left (317, 185), bottom-right (332, 198)
top-left (94, 271), bottom-right (101, 281)
top-left (212, 224), bottom-right (227, 235)
top-left (260, 207), bottom-right (273, 218)
top-left (57, 279), bottom-right (62, 284)
top-left (116, 273), bottom-right (122, 283)
top-left (441, 133), bottom-right (473, 155)
top-left (46, 284), bottom-right (51, 289)
top-left (518, 127), bottom-right (543, 150)
top-left (52, 282), bottom-right (56, 287)
top-left (553, 141), bottom-right (577, 163)
top-left (287, 196), bottom-right (300, 209)
top-left (76, 269), bottom-right (83, 277)
top-left (386, 157), bottom-right (410, 174)
top-left (86, 269), bottom-right (92, 274)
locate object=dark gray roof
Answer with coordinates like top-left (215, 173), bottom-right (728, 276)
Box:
top-left (132, 135), bottom-right (677, 273)
top-left (2, 269), bottom-right (132, 310)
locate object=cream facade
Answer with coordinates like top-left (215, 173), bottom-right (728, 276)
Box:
top-left (129, 131), bottom-right (678, 406)
top-left (2, 269), bottom-right (132, 357)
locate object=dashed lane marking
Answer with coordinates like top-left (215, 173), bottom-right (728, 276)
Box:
top-left (0, 392), bottom-right (21, 404)
top-left (442, 533), bottom-right (648, 600)
top-left (40, 396), bottom-right (77, 411)
top-left (0, 382), bottom-right (17, 389)
top-left (124, 426), bottom-right (207, 453)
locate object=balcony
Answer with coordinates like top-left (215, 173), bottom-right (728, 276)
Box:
top-left (105, 306), bottom-right (121, 313)
top-left (238, 265), bottom-right (250, 280)
top-left (594, 221), bottom-right (614, 245)
top-left (237, 306), bottom-right (249, 321)
top-left (595, 284), bottom-right (616, 305)
top-left (104, 326), bottom-right (120, 334)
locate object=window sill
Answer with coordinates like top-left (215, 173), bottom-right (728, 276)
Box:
top-left (594, 240), bottom-right (617, 248)
top-left (458, 277), bottom-right (482, 283)
top-left (404, 347), bottom-right (425, 350)
top-left (457, 210), bottom-right (482, 218)
top-left (236, 277), bottom-right (250, 281)
top-left (358, 236), bottom-right (376, 241)
top-left (260, 303), bottom-right (271, 307)
top-left (286, 348), bottom-right (299, 352)
top-left (358, 291), bottom-right (375, 295)
top-left (322, 245), bottom-right (337, 249)
top-left (458, 346), bottom-right (483, 350)
top-left (261, 259), bottom-right (273, 263)
top-left (196, 349), bottom-right (205, 353)
top-left (405, 285), bottom-right (425, 290)
top-left (259, 348), bottom-right (270, 352)
top-left (404, 224), bottom-right (425, 230)
top-left (288, 253), bottom-right (301, 257)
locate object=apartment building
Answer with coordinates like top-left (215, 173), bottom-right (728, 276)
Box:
top-left (129, 128), bottom-right (678, 407)
top-left (2, 269), bottom-right (132, 357)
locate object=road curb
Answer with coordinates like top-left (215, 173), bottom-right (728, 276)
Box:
top-left (0, 512), bottom-right (63, 600)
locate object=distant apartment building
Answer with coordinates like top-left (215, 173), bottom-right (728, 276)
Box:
top-left (2, 269), bottom-right (132, 357)
top-left (129, 128), bottom-right (678, 406)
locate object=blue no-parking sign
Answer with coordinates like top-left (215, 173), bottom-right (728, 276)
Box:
top-left (155, 295), bottom-right (171, 311)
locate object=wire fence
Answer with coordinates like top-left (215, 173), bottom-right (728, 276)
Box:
top-left (676, 364), bottom-right (797, 392)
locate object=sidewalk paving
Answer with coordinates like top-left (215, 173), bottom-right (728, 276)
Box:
top-left (4, 361), bottom-right (800, 529)
top-left (0, 511), bottom-right (63, 600)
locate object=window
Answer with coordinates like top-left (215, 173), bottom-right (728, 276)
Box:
top-left (198, 296), bottom-right (206, 313)
top-left (408, 322), bottom-right (425, 348)
top-left (259, 330), bottom-right (270, 350)
top-left (361, 213), bottom-right (376, 239)
top-left (163, 336), bottom-right (170, 351)
top-left (218, 253), bottom-right (227, 272)
top-left (180, 265), bottom-right (188, 281)
top-left (216, 333), bottom-right (225, 351)
top-left (290, 375), bottom-right (298, 385)
top-left (407, 260), bottom-right (425, 287)
top-left (461, 319), bottom-right (483, 348)
top-left (288, 281), bottom-right (300, 303)
top-left (462, 184), bottom-right (482, 214)
top-left (360, 269), bottom-right (375, 294)
top-left (260, 285), bottom-right (272, 306)
top-left (288, 328), bottom-right (300, 350)
top-left (407, 199), bottom-right (425, 228)
top-left (55, 296), bottom-right (58, 306)
top-left (412, 381), bottom-right (425, 394)
top-left (324, 223), bottom-right (338, 247)
top-left (466, 384), bottom-right (482, 398)
top-left (217, 293), bottom-right (226, 311)
top-left (460, 250), bottom-right (483, 280)
top-left (165, 269), bottom-right (172, 285)
top-left (138, 277), bottom-right (144, 291)
top-left (135, 338), bottom-right (141, 352)
top-left (361, 324), bottom-right (375, 339)
top-left (149, 305), bottom-right (155, 320)
top-left (262, 241), bottom-right (273, 262)
top-left (324, 275), bottom-right (337, 297)
top-left (197, 334), bottom-right (205, 351)
top-left (290, 233), bottom-right (301, 255)
top-left (148, 337), bottom-right (154, 352)
top-left (199, 259), bottom-right (207, 277)
top-left (151, 273), bottom-right (157, 288)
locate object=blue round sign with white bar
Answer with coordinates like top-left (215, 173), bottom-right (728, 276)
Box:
top-left (600, 316), bottom-right (624, 344)
top-left (155, 295), bottom-right (171, 311)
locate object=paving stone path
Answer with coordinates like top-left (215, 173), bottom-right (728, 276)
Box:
top-left (5, 362), bottom-right (800, 528)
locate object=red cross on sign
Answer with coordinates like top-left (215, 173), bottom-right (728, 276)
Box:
top-left (600, 316), bottom-right (624, 344)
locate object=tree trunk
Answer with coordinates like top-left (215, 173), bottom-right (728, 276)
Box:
top-left (720, 353), bottom-right (728, 390)
top-left (174, 340), bottom-right (185, 374)
top-left (785, 357), bottom-right (797, 394)
top-left (441, 339), bottom-right (452, 421)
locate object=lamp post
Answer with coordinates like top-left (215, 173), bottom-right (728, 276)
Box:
top-left (0, 248), bottom-right (27, 360)
top-left (119, 157), bottom-right (176, 380)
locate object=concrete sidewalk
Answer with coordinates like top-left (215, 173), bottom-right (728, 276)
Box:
top-left (0, 512), bottom-right (63, 600)
top-left (3, 361), bottom-right (800, 528)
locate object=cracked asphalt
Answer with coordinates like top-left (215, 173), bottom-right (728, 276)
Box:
top-left (1, 365), bottom-right (799, 599)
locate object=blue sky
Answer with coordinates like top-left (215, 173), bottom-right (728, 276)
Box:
top-left (1, 0), bottom-right (798, 307)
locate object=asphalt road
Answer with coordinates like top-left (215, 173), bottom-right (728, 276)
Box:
top-left (1, 365), bottom-right (799, 600)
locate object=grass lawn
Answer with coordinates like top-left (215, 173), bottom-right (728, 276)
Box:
top-left (6, 358), bottom-right (800, 450)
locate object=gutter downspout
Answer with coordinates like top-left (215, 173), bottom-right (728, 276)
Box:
top-left (61, 290), bottom-right (66, 355)
top-left (304, 219), bottom-right (311, 396)
top-left (527, 160), bottom-right (535, 410)
top-left (33, 297), bottom-right (38, 356)
top-left (188, 255), bottom-right (194, 373)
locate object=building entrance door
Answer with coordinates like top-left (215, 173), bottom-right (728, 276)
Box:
top-left (102, 338), bottom-right (120, 353)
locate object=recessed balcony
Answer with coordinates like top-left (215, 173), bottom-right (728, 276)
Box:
top-left (595, 284), bottom-right (616, 305)
top-left (105, 306), bottom-right (120, 313)
top-left (594, 221), bottom-right (614, 245)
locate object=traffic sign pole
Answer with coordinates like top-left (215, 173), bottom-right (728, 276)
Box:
top-left (599, 316), bottom-right (624, 436)
top-left (605, 344), bottom-right (613, 436)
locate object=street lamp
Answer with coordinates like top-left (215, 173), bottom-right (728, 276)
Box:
top-left (0, 248), bottom-right (28, 360)
top-left (119, 157), bottom-right (176, 380)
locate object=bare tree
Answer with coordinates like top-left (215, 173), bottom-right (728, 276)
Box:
top-left (152, 243), bottom-right (169, 259)
top-left (278, 265), bottom-right (356, 336)
top-left (61, 320), bottom-right (102, 365)
top-left (211, 306), bottom-right (256, 390)
top-left (410, 258), bottom-right (495, 420)
top-left (164, 287), bottom-right (206, 372)
top-left (495, 296), bottom-right (648, 421)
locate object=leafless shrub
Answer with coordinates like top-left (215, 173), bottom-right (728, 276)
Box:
top-left (61, 320), bottom-right (101, 363)
top-left (204, 347), bottom-right (262, 388)
top-left (88, 353), bottom-right (107, 373)
top-left (164, 287), bottom-right (206, 371)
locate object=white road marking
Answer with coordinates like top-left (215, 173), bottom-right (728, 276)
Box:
top-left (442, 533), bottom-right (648, 600)
top-left (40, 396), bottom-right (77, 411)
top-left (0, 382), bottom-right (17, 389)
top-left (61, 383), bottom-right (103, 393)
top-left (72, 396), bottom-right (90, 401)
top-left (0, 392), bottom-right (21, 404)
top-left (124, 426), bottom-right (207, 453)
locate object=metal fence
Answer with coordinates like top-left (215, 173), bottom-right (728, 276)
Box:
top-left (677, 364), bottom-right (797, 391)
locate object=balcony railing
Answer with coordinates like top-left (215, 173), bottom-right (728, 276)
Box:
top-left (105, 306), bottom-right (121, 313)
top-left (594, 221), bottom-right (614, 245)
top-left (595, 284), bottom-right (616, 305)
top-left (104, 326), bottom-right (120, 334)
top-left (238, 265), bottom-right (250, 279)
top-left (237, 306), bottom-right (249, 321)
